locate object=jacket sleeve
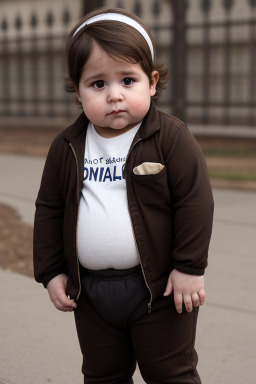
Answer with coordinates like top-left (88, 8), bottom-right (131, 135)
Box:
top-left (165, 124), bottom-right (214, 275)
top-left (33, 142), bottom-right (68, 288)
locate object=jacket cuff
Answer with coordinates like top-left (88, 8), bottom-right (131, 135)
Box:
top-left (39, 269), bottom-right (68, 289)
top-left (173, 263), bottom-right (205, 276)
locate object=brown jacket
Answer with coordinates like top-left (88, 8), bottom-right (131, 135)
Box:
top-left (33, 102), bottom-right (214, 307)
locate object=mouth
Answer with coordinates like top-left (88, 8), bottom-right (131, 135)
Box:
top-left (107, 110), bottom-right (125, 115)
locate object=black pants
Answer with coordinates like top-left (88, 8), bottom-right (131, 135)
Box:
top-left (74, 265), bottom-right (201, 384)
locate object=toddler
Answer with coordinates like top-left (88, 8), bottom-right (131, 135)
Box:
top-left (34, 7), bottom-right (214, 384)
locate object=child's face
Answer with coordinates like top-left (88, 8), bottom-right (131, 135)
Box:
top-left (76, 41), bottom-right (159, 138)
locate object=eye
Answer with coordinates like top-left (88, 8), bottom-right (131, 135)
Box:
top-left (93, 80), bottom-right (105, 89)
top-left (122, 78), bottom-right (134, 86)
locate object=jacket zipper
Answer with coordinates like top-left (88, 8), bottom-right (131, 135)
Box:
top-left (125, 139), bottom-right (153, 313)
top-left (69, 138), bottom-right (153, 309)
top-left (69, 143), bottom-right (81, 300)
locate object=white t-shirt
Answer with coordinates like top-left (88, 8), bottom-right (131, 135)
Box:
top-left (77, 122), bottom-right (141, 270)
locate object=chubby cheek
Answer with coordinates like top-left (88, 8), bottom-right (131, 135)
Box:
top-left (81, 99), bottom-right (103, 122)
top-left (77, 86), bottom-right (102, 120)
top-left (130, 96), bottom-right (151, 118)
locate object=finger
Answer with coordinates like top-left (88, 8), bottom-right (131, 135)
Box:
top-left (54, 300), bottom-right (76, 312)
top-left (191, 292), bottom-right (200, 307)
top-left (198, 289), bottom-right (205, 306)
top-left (163, 279), bottom-right (173, 297)
top-left (56, 305), bottom-right (74, 312)
top-left (52, 292), bottom-right (77, 311)
top-left (183, 294), bottom-right (193, 312)
top-left (67, 295), bottom-right (78, 308)
top-left (62, 305), bottom-right (76, 312)
top-left (174, 292), bottom-right (183, 313)
top-left (59, 292), bottom-right (77, 308)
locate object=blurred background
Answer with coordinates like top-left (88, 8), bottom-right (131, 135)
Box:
top-left (0, 0), bottom-right (256, 188)
top-left (1, 0), bottom-right (256, 125)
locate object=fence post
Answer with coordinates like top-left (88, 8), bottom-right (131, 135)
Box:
top-left (171, 0), bottom-right (187, 121)
top-left (82, 0), bottom-right (104, 16)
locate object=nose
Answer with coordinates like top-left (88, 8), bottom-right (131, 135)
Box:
top-left (107, 84), bottom-right (123, 103)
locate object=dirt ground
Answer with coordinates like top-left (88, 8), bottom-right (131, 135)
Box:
top-left (0, 126), bottom-right (255, 278)
top-left (0, 204), bottom-right (34, 277)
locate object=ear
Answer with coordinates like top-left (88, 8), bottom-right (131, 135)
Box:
top-left (74, 84), bottom-right (81, 102)
top-left (150, 71), bottom-right (159, 97)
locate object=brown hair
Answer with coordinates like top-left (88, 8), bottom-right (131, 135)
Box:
top-left (65, 7), bottom-right (168, 103)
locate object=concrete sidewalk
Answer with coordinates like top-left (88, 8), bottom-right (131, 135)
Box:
top-left (1, 153), bottom-right (256, 384)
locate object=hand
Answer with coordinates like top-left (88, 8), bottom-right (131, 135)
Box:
top-left (47, 274), bottom-right (77, 312)
top-left (163, 269), bottom-right (205, 313)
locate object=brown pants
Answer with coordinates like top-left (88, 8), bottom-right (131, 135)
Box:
top-left (74, 268), bottom-right (201, 384)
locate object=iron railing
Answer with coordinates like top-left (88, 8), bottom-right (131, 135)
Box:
top-left (0, 0), bottom-right (256, 128)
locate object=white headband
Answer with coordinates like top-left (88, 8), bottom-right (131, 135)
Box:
top-left (73, 12), bottom-right (154, 61)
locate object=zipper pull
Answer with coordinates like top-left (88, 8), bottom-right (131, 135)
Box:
top-left (148, 302), bottom-right (152, 314)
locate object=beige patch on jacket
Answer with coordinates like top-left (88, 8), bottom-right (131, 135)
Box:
top-left (133, 162), bottom-right (165, 175)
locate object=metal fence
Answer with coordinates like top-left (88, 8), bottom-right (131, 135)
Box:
top-left (0, 0), bottom-right (256, 128)
top-left (0, 8), bottom-right (76, 119)
top-left (185, 0), bottom-right (256, 127)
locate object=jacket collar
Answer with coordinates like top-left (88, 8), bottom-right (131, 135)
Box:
top-left (63, 100), bottom-right (160, 145)
top-left (137, 101), bottom-right (160, 140)
top-left (63, 112), bottom-right (88, 144)
top-left (62, 102), bottom-right (160, 193)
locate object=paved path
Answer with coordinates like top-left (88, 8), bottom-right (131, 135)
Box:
top-left (1, 153), bottom-right (256, 384)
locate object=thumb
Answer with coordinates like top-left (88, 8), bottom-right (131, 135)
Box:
top-left (163, 277), bottom-right (173, 297)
